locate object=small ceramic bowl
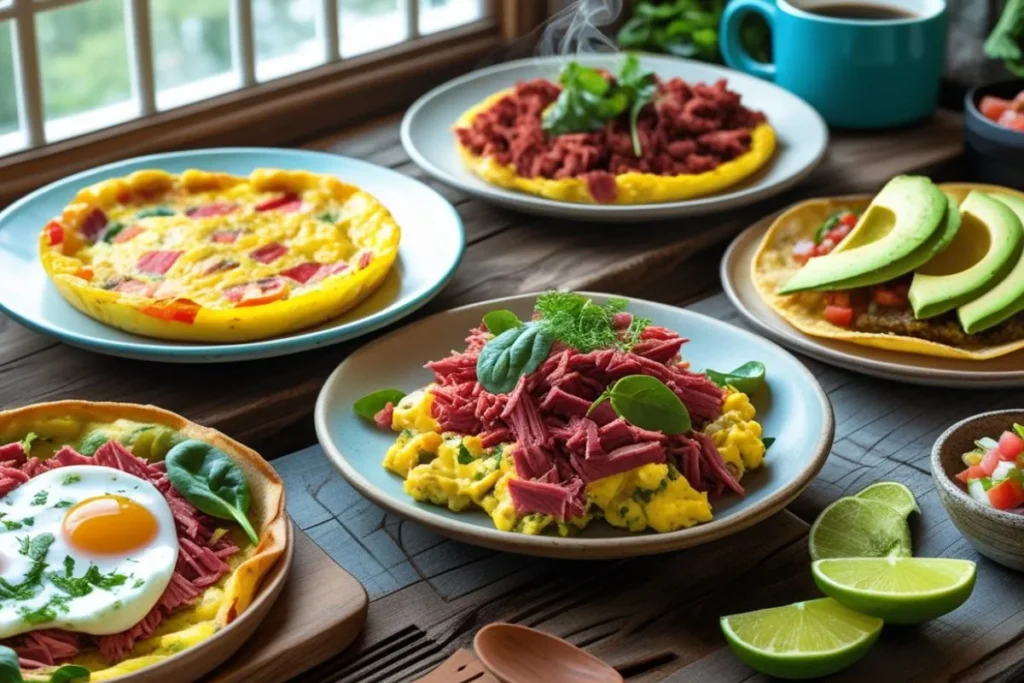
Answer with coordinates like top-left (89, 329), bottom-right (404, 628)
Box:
top-left (964, 79), bottom-right (1024, 190)
top-left (932, 409), bottom-right (1024, 571)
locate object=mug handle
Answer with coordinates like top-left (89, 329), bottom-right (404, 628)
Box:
top-left (720, 0), bottom-right (777, 82)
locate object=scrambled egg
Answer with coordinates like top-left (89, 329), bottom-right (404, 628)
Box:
top-left (383, 386), bottom-right (766, 535)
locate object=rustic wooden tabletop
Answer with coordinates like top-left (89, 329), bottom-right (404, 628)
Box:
top-left (5, 108), bottom-right (1016, 683)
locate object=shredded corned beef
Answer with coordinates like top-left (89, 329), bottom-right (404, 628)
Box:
top-left (1, 440), bottom-right (239, 668)
top-left (454, 76), bottom-right (766, 203)
top-left (424, 320), bottom-right (740, 520)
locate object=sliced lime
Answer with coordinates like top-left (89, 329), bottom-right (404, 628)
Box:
top-left (809, 497), bottom-right (912, 561)
top-left (720, 597), bottom-right (882, 679)
top-left (812, 557), bottom-right (976, 624)
top-left (855, 482), bottom-right (919, 518)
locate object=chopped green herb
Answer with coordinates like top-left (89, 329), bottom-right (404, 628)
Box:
top-left (48, 564), bottom-right (128, 597)
top-left (457, 444), bottom-right (475, 465)
top-left (317, 211), bottom-right (338, 223)
top-left (101, 222), bottom-right (126, 242)
top-left (54, 500), bottom-right (74, 509)
top-left (2, 520), bottom-right (22, 531)
top-left (133, 578), bottom-right (145, 589)
top-left (762, 436), bottom-right (776, 450)
top-left (17, 536), bottom-right (30, 556)
top-left (618, 505), bottom-right (630, 517)
top-left (17, 595), bottom-right (69, 625)
top-left (22, 517), bottom-right (32, 527)
top-left (62, 474), bottom-right (82, 486)
top-left (20, 432), bottom-right (40, 454)
top-left (31, 491), bottom-right (48, 506)
top-left (136, 206), bottom-right (176, 218)
top-left (64, 556), bottom-right (75, 578)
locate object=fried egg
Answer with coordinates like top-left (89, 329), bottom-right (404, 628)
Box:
top-left (0, 465), bottom-right (178, 638)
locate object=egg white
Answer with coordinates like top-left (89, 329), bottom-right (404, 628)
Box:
top-left (0, 465), bottom-right (179, 638)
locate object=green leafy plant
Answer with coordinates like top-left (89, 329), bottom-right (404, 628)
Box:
top-left (165, 440), bottom-right (259, 545)
top-left (618, 55), bottom-right (658, 156)
top-left (705, 361), bottom-right (766, 394)
top-left (1014, 423), bottom-right (1024, 439)
top-left (0, 646), bottom-right (89, 682)
top-left (482, 310), bottom-right (522, 336)
top-left (353, 390), bottom-right (407, 422)
top-left (589, 375), bottom-right (692, 434)
top-left (476, 324), bottom-right (555, 395)
top-left (985, 0), bottom-right (1024, 76)
top-left (533, 291), bottom-right (650, 352)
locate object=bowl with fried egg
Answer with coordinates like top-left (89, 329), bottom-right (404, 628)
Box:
top-left (0, 401), bottom-right (288, 682)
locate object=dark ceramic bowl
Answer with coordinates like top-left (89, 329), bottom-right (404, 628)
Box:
top-left (964, 79), bottom-right (1024, 190)
top-left (932, 409), bottom-right (1024, 571)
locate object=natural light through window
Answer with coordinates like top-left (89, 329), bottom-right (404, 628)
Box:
top-left (0, 0), bottom-right (487, 158)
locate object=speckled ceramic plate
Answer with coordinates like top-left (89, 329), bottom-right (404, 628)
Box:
top-left (314, 292), bottom-right (834, 559)
top-left (401, 54), bottom-right (828, 222)
top-left (721, 200), bottom-right (1024, 388)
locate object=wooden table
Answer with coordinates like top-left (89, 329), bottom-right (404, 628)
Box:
top-left (6, 109), bottom-right (1019, 682)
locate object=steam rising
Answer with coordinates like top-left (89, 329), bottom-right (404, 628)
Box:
top-left (536, 0), bottom-right (623, 57)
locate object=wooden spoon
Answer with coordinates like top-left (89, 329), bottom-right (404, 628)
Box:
top-left (474, 622), bottom-right (624, 683)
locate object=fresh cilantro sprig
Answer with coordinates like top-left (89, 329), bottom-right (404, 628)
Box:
top-left (985, 0), bottom-right (1024, 76)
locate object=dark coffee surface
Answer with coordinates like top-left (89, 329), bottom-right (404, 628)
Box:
top-left (809, 2), bottom-right (918, 19)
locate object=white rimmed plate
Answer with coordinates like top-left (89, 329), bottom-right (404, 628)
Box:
top-left (0, 148), bottom-right (464, 362)
top-left (314, 292), bottom-right (834, 559)
top-left (401, 54), bottom-right (828, 222)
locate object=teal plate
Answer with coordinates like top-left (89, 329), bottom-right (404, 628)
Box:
top-left (315, 292), bottom-right (834, 559)
top-left (0, 147), bottom-right (464, 362)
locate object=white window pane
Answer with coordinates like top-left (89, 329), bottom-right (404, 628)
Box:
top-left (254, 0), bottom-right (322, 82)
top-left (340, 0), bottom-right (407, 58)
top-left (37, 0), bottom-right (135, 142)
top-left (0, 21), bottom-right (24, 156)
top-left (419, 0), bottom-right (483, 35)
top-left (151, 0), bottom-right (237, 110)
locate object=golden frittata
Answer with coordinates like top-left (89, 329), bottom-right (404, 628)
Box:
top-left (39, 169), bottom-right (400, 342)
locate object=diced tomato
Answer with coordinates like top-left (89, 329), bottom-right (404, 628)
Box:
top-left (823, 305), bottom-right (854, 327)
top-left (255, 193), bottom-right (301, 212)
top-left (1002, 111), bottom-right (1024, 132)
top-left (816, 238), bottom-right (836, 256)
top-left (999, 431), bottom-right (1024, 460)
top-left (980, 96), bottom-right (1012, 122)
top-left (250, 242), bottom-right (288, 264)
top-left (45, 221), bottom-right (64, 246)
top-left (839, 211), bottom-right (857, 228)
top-left (873, 287), bottom-right (907, 308)
top-left (211, 229), bottom-right (240, 244)
top-left (957, 465), bottom-right (988, 483)
top-left (280, 262), bottom-right (325, 285)
top-left (825, 225), bottom-right (852, 245)
top-left (112, 225), bottom-right (145, 243)
top-left (188, 202), bottom-right (237, 218)
top-left (792, 239), bottom-right (816, 264)
top-left (825, 292), bottom-right (851, 307)
top-left (74, 268), bottom-right (93, 281)
top-left (136, 250), bottom-right (183, 275)
top-left (358, 251), bottom-right (373, 269)
top-left (981, 447), bottom-right (1002, 476)
top-left (223, 277), bottom-right (289, 307)
top-left (889, 282), bottom-right (910, 298)
top-left (987, 478), bottom-right (1024, 510)
top-left (1014, 90), bottom-right (1024, 111)
top-left (80, 208), bottom-right (108, 242)
top-left (140, 298), bottom-right (200, 325)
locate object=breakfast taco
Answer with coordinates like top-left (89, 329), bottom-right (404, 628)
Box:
top-left (0, 401), bottom-right (286, 681)
top-left (453, 54), bottom-right (775, 205)
top-left (39, 169), bottom-right (400, 343)
top-left (753, 178), bottom-right (1024, 360)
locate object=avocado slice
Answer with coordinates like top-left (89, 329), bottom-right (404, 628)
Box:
top-left (778, 176), bottom-right (947, 294)
top-left (957, 194), bottom-right (1024, 333)
top-left (909, 191), bottom-right (1023, 319)
top-left (823, 192), bottom-right (961, 291)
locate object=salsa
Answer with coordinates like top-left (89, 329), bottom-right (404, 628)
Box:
top-left (979, 91), bottom-right (1024, 133)
top-left (956, 425), bottom-right (1024, 511)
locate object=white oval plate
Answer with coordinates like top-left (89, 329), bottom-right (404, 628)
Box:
top-left (401, 54), bottom-right (828, 222)
top-left (721, 209), bottom-right (1024, 388)
top-left (0, 148), bottom-right (464, 362)
top-left (315, 292), bottom-right (834, 559)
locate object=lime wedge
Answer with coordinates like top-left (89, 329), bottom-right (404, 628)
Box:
top-left (809, 497), bottom-right (912, 560)
top-left (812, 557), bottom-right (977, 624)
top-left (720, 597), bottom-right (882, 679)
top-left (855, 482), bottom-right (919, 518)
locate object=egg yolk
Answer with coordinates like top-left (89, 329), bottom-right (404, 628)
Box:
top-left (63, 495), bottom-right (158, 555)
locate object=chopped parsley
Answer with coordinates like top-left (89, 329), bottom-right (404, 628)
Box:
top-left (54, 500), bottom-right (74, 509)
top-left (132, 578), bottom-right (145, 589)
top-left (31, 491), bottom-right (47, 506)
top-left (618, 505), bottom-right (630, 517)
top-left (18, 595), bottom-right (69, 625)
top-left (1, 520), bottom-right (21, 531)
top-left (21, 517), bottom-right (32, 527)
top-left (317, 211), bottom-right (339, 223)
top-left (62, 474), bottom-right (81, 486)
top-left (456, 444), bottom-right (475, 465)
top-left (48, 562), bottom-right (129, 597)
top-left (632, 479), bottom-right (669, 504)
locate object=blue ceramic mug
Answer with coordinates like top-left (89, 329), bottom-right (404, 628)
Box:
top-left (720, 0), bottom-right (947, 128)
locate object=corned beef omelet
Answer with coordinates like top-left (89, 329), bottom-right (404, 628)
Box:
top-left (39, 169), bottom-right (400, 342)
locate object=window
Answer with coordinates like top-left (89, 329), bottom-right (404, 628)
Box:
top-left (0, 0), bottom-right (490, 158)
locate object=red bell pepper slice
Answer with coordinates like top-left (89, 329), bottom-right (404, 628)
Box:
top-left (250, 242), bottom-right (288, 264)
top-left (140, 298), bottom-right (200, 324)
top-left (255, 193), bottom-right (301, 212)
top-left (280, 262), bottom-right (325, 285)
top-left (211, 229), bottom-right (240, 244)
top-left (113, 225), bottom-right (145, 244)
top-left (188, 202), bottom-right (238, 218)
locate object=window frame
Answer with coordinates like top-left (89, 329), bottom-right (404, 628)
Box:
top-left (0, 0), bottom-right (548, 207)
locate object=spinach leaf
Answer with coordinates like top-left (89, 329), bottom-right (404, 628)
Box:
top-left (617, 54), bottom-right (657, 156)
top-left (49, 665), bottom-right (90, 683)
top-left (0, 646), bottom-right (23, 683)
top-left (985, 0), bottom-right (1024, 77)
top-left (762, 436), bottom-right (776, 450)
top-left (705, 361), bottom-right (766, 394)
top-left (482, 310), bottom-right (522, 336)
top-left (476, 323), bottom-right (554, 395)
top-left (165, 440), bottom-right (258, 545)
top-left (590, 375), bottom-right (691, 434)
top-left (542, 62), bottom-right (629, 137)
top-left (353, 390), bottom-right (407, 422)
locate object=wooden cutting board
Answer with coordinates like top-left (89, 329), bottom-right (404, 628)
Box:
top-left (204, 527), bottom-right (368, 682)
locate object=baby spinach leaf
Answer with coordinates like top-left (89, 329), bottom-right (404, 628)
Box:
top-left (542, 62), bottom-right (629, 137)
top-left (705, 361), bottom-right (766, 394)
top-left (165, 440), bottom-right (258, 545)
top-left (353, 390), bottom-right (407, 422)
top-left (762, 436), bottom-right (776, 450)
top-left (49, 665), bottom-right (90, 683)
top-left (476, 323), bottom-right (554, 395)
top-left (590, 375), bottom-right (691, 434)
top-left (482, 310), bottom-right (522, 336)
